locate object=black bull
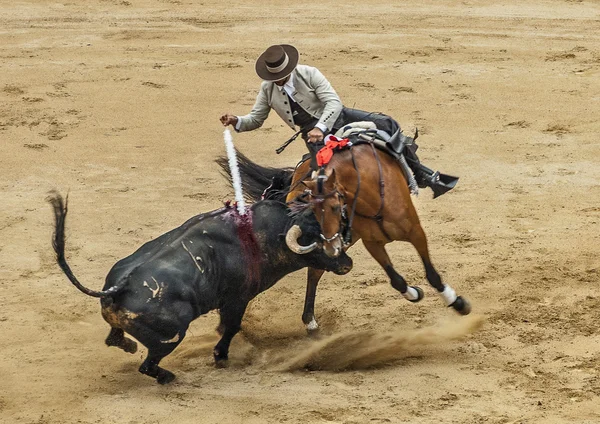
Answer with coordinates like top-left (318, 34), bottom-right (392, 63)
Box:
top-left (48, 192), bottom-right (352, 384)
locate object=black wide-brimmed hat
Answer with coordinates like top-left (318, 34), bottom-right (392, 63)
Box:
top-left (255, 44), bottom-right (299, 81)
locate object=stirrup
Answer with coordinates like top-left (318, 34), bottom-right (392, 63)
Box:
top-left (426, 171), bottom-right (459, 198)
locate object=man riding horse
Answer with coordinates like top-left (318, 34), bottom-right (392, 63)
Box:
top-left (219, 44), bottom-right (457, 197)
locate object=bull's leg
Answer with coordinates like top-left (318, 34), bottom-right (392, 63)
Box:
top-left (213, 300), bottom-right (248, 366)
top-left (408, 224), bottom-right (471, 315)
top-left (362, 241), bottom-right (424, 302)
top-left (139, 347), bottom-right (178, 385)
top-left (133, 323), bottom-right (187, 384)
top-left (105, 327), bottom-right (137, 354)
top-left (302, 268), bottom-right (325, 335)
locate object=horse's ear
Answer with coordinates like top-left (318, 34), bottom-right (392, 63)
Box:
top-left (329, 168), bottom-right (337, 182)
top-left (334, 180), bottom-right (346, 195)
top-left (299, 181), bottom-right (314, 198)
top-left (324, 168), bottom-right (336, 186)
top-left (328, 170), bottom-right (347, 193)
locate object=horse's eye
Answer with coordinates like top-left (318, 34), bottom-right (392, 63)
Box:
top-left (332, 205), bottom-right (341, 213)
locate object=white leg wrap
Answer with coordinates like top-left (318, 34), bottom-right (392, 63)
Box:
top-left (306, 318), bottom-right (319, 331)
top-left (440, 285), bottom-right (458, 306)
top-left (403, 286), bottom-right (420, 301)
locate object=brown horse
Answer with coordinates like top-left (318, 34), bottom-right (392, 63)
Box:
top-left (217, 144), bottom-right (470, 333)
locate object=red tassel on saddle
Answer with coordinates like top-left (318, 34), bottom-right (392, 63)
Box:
top-left (316, 136), bottom-right (350, 167)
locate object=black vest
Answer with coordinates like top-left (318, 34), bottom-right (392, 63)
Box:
top-left (287, 93), bottom-right (316, 129)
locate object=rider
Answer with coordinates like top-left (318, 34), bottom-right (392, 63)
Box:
top-left (219, 44), bottom-right (455, 197)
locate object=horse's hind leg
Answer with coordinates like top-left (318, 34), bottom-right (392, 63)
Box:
top-left (105, 327), bottom-right (137, 354)
top-left (408, 224), bottom-right (471, 315)
top-left (362, 241), bottom-right (423, 303)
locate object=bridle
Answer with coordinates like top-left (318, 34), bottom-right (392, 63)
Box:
top-left (299, 184), bottom-right (345, 248)
top-left (288, 139), bottom-right (393, 247)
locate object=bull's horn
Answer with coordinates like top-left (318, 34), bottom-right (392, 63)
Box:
top-left (285, 225), bottom-right (317, 254)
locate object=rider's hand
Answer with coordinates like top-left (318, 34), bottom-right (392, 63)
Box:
top-left (220, 114), bottom-right (238, 127)
top-left (307, 127), bottom-right (324, 143)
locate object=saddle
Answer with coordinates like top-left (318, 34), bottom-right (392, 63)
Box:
top-left (330, 121), bottom-right (459, 198)
top-left (330, 121), bottom-right (421, 194)
top-left (280, 118), bottom-right (458, 199)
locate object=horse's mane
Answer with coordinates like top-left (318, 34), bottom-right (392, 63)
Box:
top-left (215, 149), bottom-right (294, 203)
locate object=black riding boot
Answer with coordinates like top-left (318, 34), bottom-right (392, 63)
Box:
top-left (404, 144), bottom-right (459, 199)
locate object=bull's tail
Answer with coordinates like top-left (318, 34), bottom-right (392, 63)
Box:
top-left (215, 149), bottom-right (293, 203)
top-left (48, 191), bottom-right (126, 298)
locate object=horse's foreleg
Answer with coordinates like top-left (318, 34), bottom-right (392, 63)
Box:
top-left (302, 267), bottom-right (325, 334)
top-left (362, 241), bottom-right (423, 302)
top-left (409, 224), bottom-right (471, 315)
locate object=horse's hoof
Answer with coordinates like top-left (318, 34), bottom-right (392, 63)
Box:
top-left (306, 318), bottom-right (320, 335)
top-left (406, 286), bottom-right (424, 303)
top-left (450, 296), bottom-right (471, 315)
top-left (307, 328), bottom-right (321, 339)
top-left (156, 370), bottom-right (176, 385)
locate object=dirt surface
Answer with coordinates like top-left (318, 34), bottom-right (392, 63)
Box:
top-left (2, 1), bottom-right (600, 423)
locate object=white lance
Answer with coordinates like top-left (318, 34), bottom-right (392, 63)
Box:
top-left (223, 128), bottom-right (246, 215)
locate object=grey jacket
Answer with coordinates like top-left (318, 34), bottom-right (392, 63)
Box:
top-left (237, 65), bottom-right (343, 133)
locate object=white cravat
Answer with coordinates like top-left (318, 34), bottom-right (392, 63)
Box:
top-left (277, 72), bottom-right (296, 99)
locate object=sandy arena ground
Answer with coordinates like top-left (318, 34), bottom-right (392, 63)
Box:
top-left (2, 1), bottom-right (600, 423)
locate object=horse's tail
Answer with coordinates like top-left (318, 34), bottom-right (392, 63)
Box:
top-left (215, 149), bottom-right (294, 203)
top-left (47, 191), bottom-right (127, 298)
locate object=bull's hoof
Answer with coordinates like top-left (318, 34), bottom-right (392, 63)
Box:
top-left (156, 370), bottom-right (176, 385)
top-left (214, 358), bottom-right (229, 369)
top-left (213, 349), bottom-right (229, 368)
top-left (122, 339), bottom-right (138, 354)
top-left (449, 296), bottom-right (471, 315)
top-left (406, 286), bottom-right (424, 303)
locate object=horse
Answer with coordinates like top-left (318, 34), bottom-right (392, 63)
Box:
top-left (217, 142), bottom-right (471, 333)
